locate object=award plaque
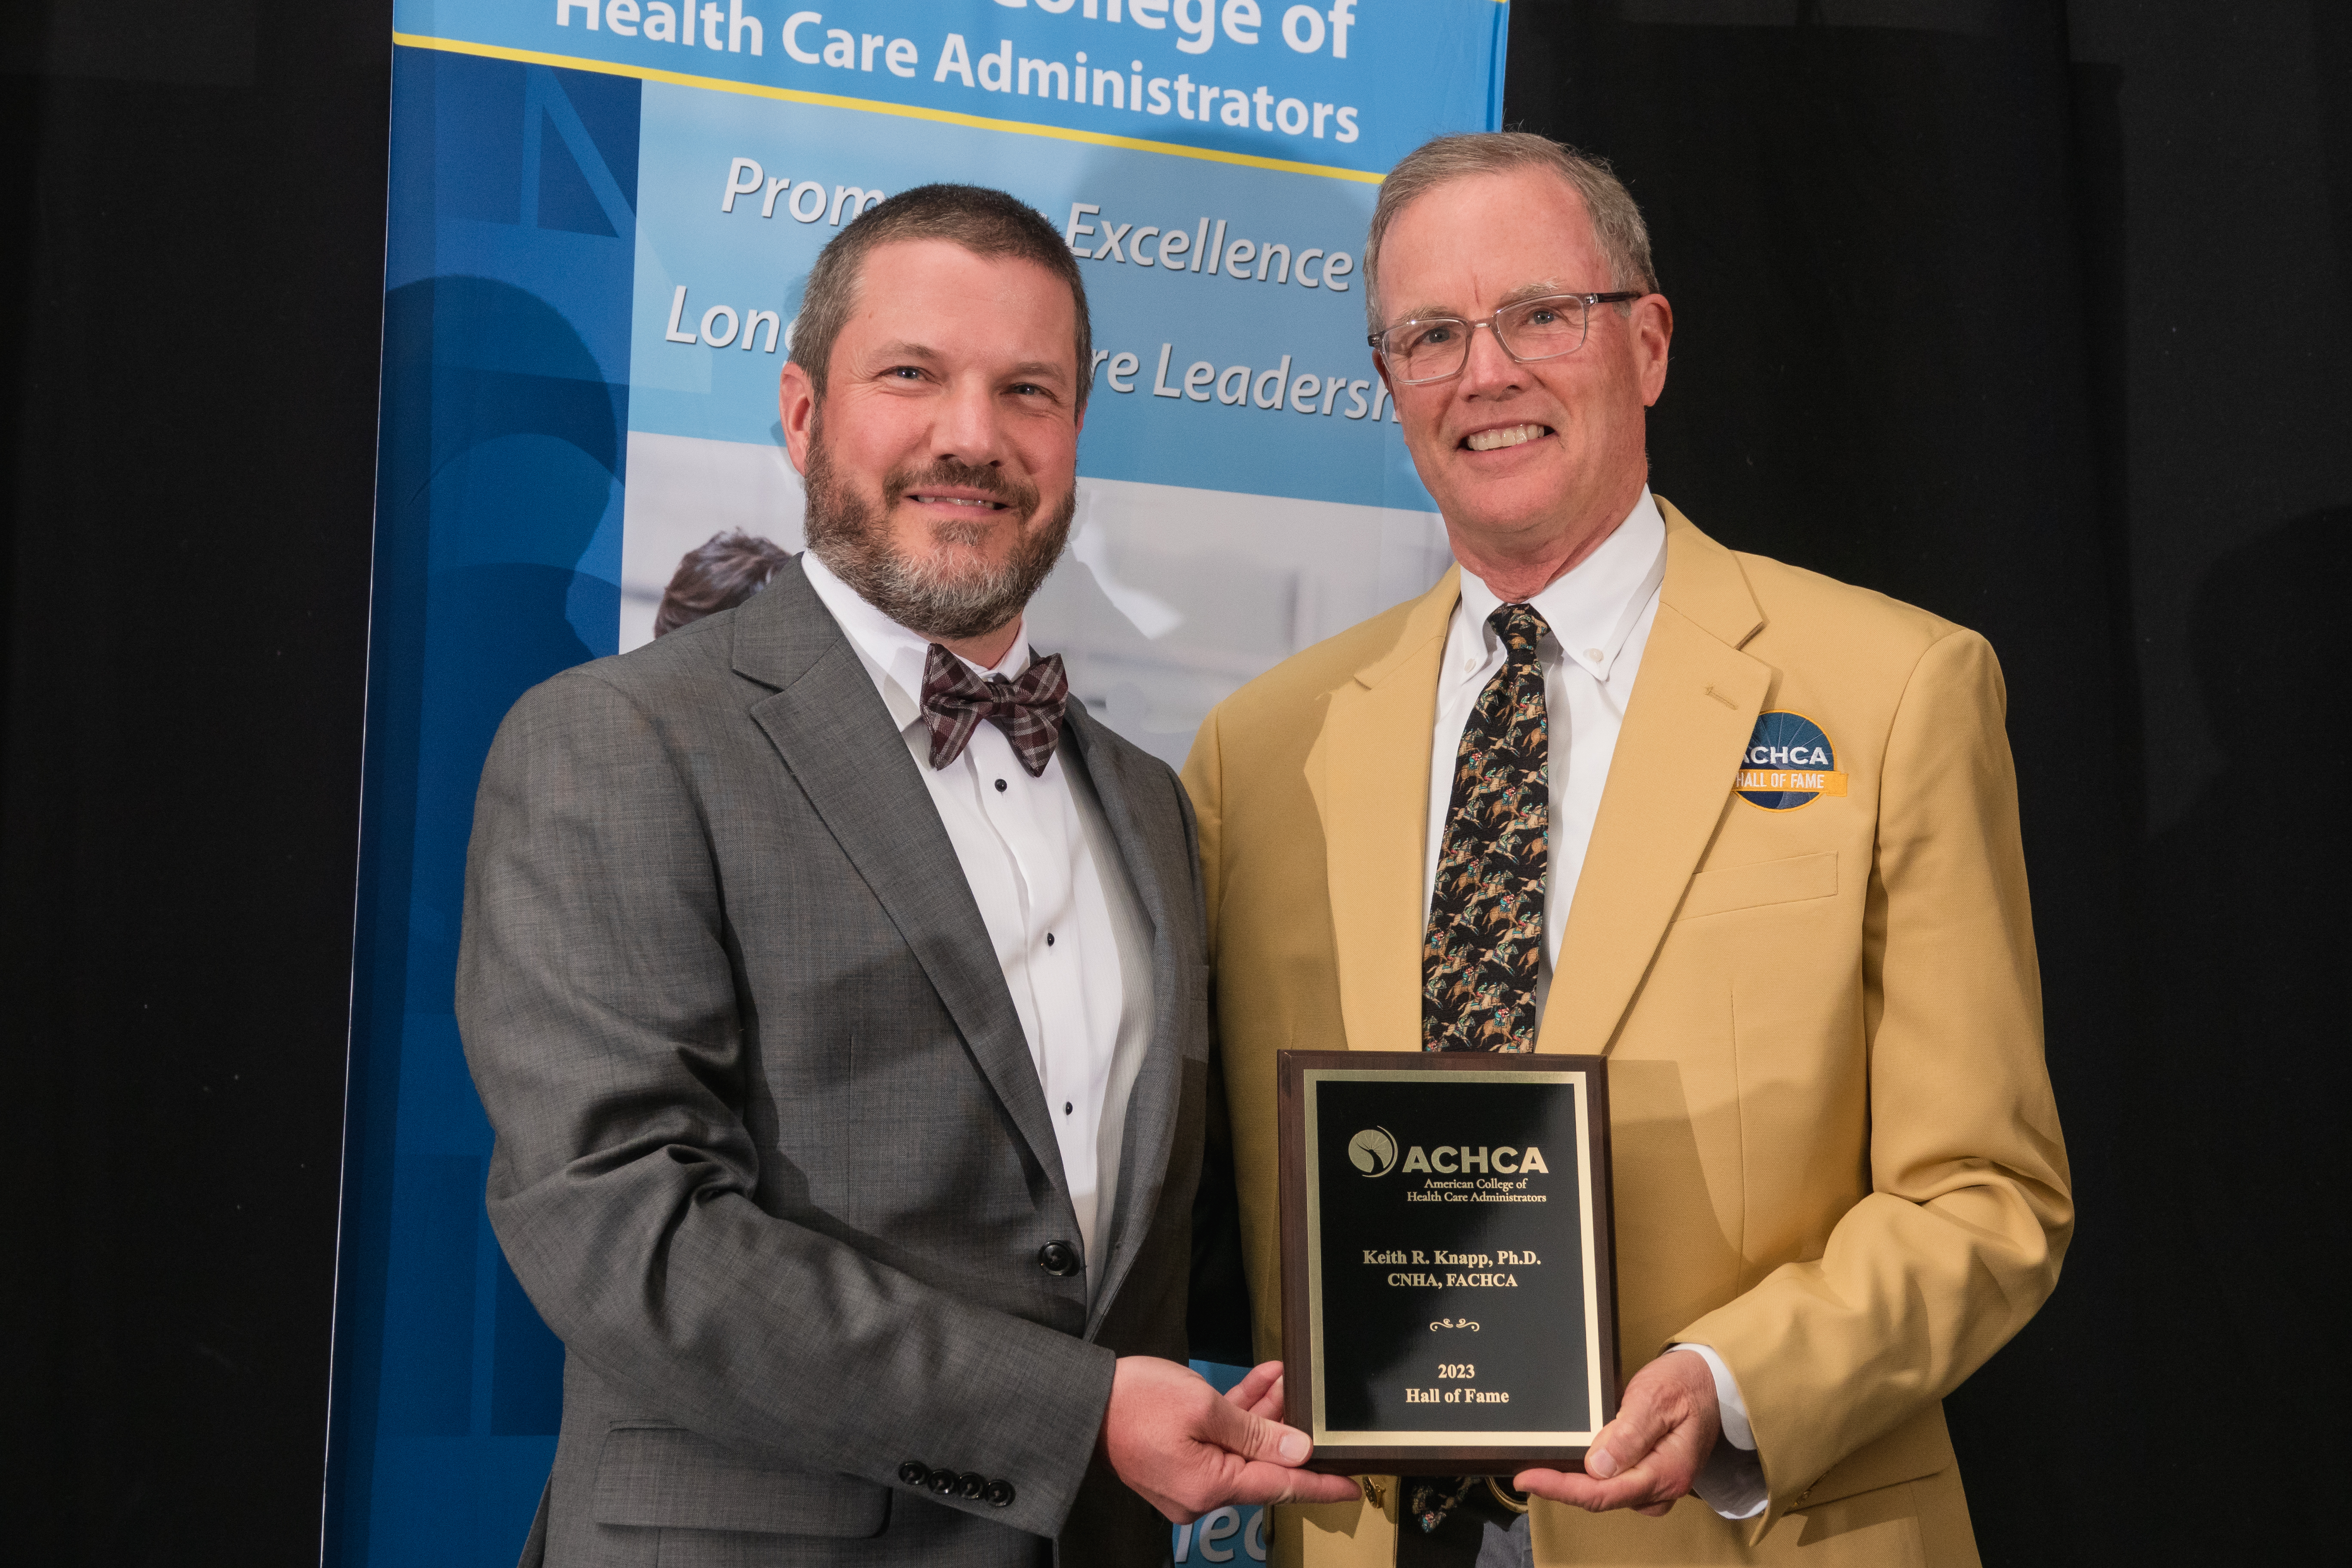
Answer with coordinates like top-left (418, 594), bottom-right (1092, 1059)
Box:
top-left (1278, 1050), bottom-right (1620, 1473)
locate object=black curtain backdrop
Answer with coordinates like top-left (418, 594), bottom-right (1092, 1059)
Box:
top-left (1, 2), bottom-right (2343, 1562)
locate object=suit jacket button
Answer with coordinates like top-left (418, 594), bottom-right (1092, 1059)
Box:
top-left (985, 1479), bottom-right (1017, 1508)
top-left (897, 1460), bottom-right (928, 1487)
top-left (957, 1472), bottom-right (987, 1500)
top-left (1037, 1240), bottom-right (1081, 1277)
top-left (927, 1467), bottom-right (959, 1496)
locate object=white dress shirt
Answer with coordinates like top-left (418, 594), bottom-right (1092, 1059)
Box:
top-left (1423, 489), bottom-right (1667, 1007)
top-left (1420, 490), bottom-right (1767, 1519)
top-left (802, 553), bottom-right (1155, 1297)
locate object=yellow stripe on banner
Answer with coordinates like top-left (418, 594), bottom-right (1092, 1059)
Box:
top-left (1735, 769), bottom-right (1849, 796)
top-left (392, 32), bottom-right (1388, 185)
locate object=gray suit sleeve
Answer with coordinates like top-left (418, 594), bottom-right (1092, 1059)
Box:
top-left (456, 670), bottom-right (1115, 1539)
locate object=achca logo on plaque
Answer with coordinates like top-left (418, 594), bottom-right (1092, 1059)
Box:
top-left (1348, 1127), bottom-right (1399, 1177)
top-left (1350, 1127), bottom-right (1551, 1180)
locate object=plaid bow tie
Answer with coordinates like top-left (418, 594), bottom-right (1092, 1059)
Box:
top-left (920, 643), bottom-right (1070, 776)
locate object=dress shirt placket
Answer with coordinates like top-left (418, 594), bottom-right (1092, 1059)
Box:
top-left (972, 738), bottom-right (1108, 1256)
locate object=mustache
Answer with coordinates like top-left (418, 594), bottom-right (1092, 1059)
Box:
top-left (887, 457), bottom-right (1038, 528)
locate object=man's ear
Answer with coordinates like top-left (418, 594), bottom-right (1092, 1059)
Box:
top-left (1636, 294), bottom-right (1674, 408)
top-left (779, 361), bottom-right (818, 475)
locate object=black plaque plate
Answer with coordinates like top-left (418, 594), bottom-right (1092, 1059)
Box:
top-left (1278, 1050), bottom-right (1619, 1473)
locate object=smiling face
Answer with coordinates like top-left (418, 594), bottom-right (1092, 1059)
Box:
top-left (1373, 167), bottom-right (1672, 588)
top-left (779, 238), bottom-right (1083, 651)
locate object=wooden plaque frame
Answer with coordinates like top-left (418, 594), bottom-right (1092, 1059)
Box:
top-left (1277, 1050), bottom-right (1621, 1474)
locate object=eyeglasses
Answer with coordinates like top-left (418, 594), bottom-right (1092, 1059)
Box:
top-left (1367, 292), bottom-right (1647, 386)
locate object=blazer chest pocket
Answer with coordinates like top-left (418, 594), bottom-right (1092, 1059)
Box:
top-left (1675, 851), bottom-right (1839, 922)
top-left (591, 1424), bottom-right (890, 1537)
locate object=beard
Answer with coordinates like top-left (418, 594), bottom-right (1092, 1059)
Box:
top-left (801, 423), bottom-right (1076, 644)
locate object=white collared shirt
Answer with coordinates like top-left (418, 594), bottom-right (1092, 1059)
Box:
top-left (1421, 490), bottom-right (1767, 1519)
top-left (801, 553), bottom-right (1155, 1295)
top-left (1423, 488), bottom-right (1668, 1010)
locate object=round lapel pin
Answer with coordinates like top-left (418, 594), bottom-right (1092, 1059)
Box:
top-left (1735, 711), bottom-right (1847, 811)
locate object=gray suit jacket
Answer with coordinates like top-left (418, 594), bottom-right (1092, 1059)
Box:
top-left (456, 563), bottom-right (1211, 1567)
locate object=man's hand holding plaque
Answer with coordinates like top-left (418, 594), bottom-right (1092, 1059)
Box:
top-left (1101, 1356), bottom-right (1362, 1522)
top-left (1514, 1348), bottom-right (1721, 1516)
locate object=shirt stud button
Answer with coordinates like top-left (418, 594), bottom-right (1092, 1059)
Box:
top-left (994, 778), bottom-right (1007, 792)
top-left (1045, 932), bottom-right (1055, 946)
top-left (1063, 1101), bottom-right (1073, 1115)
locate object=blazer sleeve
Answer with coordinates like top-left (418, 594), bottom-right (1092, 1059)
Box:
top-left (455, 668), bottom-right (1115, 1541)
top-left (1671, 627), bottom-right (2074, 1530)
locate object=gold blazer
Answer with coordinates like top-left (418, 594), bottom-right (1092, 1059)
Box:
top-left (1182, 502), bottom-right (2071, 1567)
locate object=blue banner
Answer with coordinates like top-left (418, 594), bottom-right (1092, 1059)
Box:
top-left (330, 4), bottom-right (1504, 1562)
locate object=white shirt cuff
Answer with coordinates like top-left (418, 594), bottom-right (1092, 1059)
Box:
top-left (1667, 1344), bottom-right (1767, 1520)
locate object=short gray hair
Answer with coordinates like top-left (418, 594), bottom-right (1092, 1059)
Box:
top-left (1363, 133), bottom-right (1657, 331)
top-left (791, 183), bottom-right (1094, 411)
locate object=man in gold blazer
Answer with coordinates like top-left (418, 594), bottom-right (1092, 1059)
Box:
top-left (1180, 134), bottom-right (2072, 1567)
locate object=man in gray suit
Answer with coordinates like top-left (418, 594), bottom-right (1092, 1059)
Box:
top-left (457, 185), bottom-right (1355, 1566)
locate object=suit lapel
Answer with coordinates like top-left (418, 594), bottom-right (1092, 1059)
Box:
top-left (1537, 504), bottom-right (1773, 1057)
top-left (1312, 569), bottom-right (1460, 1055)
top-left (732, 569), bottom-right (1068, 1192)
top-left (1061, 709), bottom-right (1189, 1336)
